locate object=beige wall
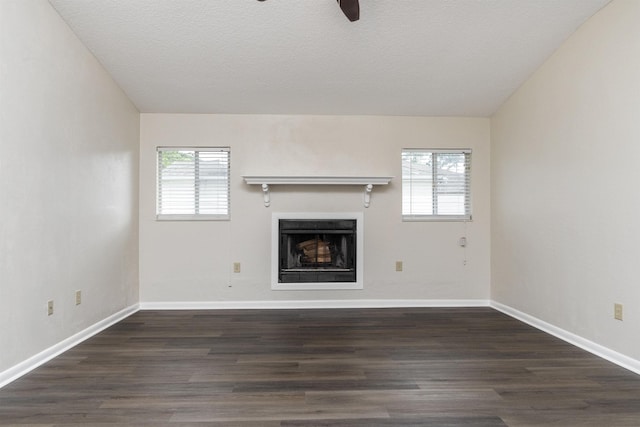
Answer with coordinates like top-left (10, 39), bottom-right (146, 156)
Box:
top-left (491, 0), bottom-right (640, 360)
top-left (0, 0), bottom-right (139, 372)
top-left (140, 114), bottom-right (491, 303)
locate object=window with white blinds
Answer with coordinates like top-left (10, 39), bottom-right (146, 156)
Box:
top-left (402, 149), bottom-right (471, 221)
top-left (157, 147), bottom-right (230, 220)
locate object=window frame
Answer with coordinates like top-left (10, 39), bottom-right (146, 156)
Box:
top-left (402, 148), bottom-right (472, 222)
top-left (156, 146), bottom-right (230, 221)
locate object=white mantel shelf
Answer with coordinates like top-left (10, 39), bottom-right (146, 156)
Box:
top-left (243, 176), bottom-right (393, 208)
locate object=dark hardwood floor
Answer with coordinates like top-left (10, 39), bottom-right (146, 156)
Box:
top-left (1, 307), bottom-right (640, 426)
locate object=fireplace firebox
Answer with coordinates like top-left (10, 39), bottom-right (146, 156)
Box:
top-left (271, 213), bottom-right (364, 290)
top-left (279, 219), bottom-right (356, 283)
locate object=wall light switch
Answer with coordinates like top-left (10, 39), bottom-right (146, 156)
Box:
top-left (75, 290), bottom-right (82, 305)
top-left (233, 262), bottom-right (241, 273)
top-left (395, 261), bottom-right (403, 272)
top-left (614, 303), bottom-right (623, 321)
top-left (47, 300), bottom-right (54, 316)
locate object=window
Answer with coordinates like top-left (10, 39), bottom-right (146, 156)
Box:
top-left (402, 149), bottom-right (471, 221)
top-left (157, 147), bottom-right (230, 220)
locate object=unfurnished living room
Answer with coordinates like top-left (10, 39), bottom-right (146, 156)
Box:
top-left (1, 0), bottom-right (640, 425)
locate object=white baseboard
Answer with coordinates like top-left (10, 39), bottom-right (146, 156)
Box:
top-left (140, 299), bottom-right (490, 310)
top-left (0, 304), bottom-right (139, 389)
top-left (491, 301), bottom-right (640, 376)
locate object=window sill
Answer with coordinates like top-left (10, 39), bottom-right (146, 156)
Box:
top-left (156, 214), bottom-right (230, 221)
top-left (402, 215), bottom-right (471, 222)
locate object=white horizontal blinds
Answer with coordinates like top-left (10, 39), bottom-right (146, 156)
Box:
top-left (402, 150), bottom-right (433, 216)
top-left (196, 150), bottom-right (230, 215)
top-left (157, 147), bottom-right (230, 220)
top-left (402, 149), bottom-right (471, 220)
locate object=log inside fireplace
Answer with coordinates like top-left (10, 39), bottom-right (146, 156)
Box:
top-left (278, 219), bottom-right (357, 283)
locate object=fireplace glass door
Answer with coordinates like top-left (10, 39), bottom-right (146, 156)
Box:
top-left (278, 219), bottom-right (357, 283)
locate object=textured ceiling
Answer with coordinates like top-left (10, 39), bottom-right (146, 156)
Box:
top-left (48, 0), bottom-right (610, 117)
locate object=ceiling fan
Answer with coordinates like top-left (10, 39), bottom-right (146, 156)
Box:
top-left (337, 0), bottom-right (360, 22)
top-left (256, 0), bottom-right (359, 22)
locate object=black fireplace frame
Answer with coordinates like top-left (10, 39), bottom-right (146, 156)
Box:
top-left (278, 219), bottom-right (357, 284)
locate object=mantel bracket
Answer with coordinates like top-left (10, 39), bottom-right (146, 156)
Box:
top-left (363, 184), bottom-right (373, 208)
top-left (261, 183), bottom-right (270, 207)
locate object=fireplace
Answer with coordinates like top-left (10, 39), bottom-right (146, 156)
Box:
top-left (271, 213), bottom-right (364, 290)
top-left (279, 219), bottom-right (356, 283)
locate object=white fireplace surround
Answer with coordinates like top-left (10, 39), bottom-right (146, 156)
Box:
top-left (271, 212), bottom-right (364, 290)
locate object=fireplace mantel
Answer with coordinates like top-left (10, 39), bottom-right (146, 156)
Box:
top-left (243, 176), bottom-right (393, 207)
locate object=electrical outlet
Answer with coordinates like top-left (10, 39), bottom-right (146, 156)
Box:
top-left (47, 300), bottom-right (54, 316)
top-left (75, 290), bottom-right (82, 305)
top-left (233, 262), bottom-right (241, 273)
top-left (395, 261), bottom-right (403, 272)
top-left (614, 303), bottom-right (623, 321)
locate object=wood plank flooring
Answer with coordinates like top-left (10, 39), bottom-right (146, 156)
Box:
top-left (1, 307), bottom-right (640, 426)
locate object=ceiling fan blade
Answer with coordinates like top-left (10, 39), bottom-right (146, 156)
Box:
top-left (337, 0), bottom-right (359, 22)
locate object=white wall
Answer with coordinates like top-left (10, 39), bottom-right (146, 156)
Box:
top-left (0, 0), bottom-right (139, 372)
top-left (491, 0), bottom-right (640, 360)
top-left (140, 114), bottom-right (490, 304)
